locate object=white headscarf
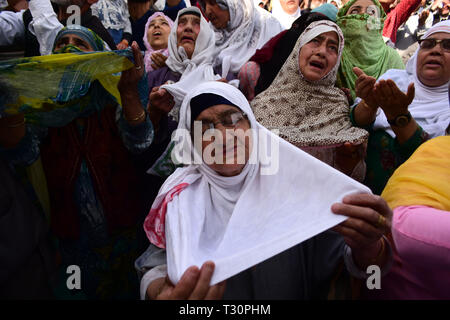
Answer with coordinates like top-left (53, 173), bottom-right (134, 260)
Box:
top-left (207, 0), bottom-right (285, 76)
top-left (271, 0), bottom-right (301, 29)
top-left (143, 81), bottom-right (371, 285)
top-left (374, 20), bottom-right (450, 138)
top-left (162, 7), bottom-right (222, 116)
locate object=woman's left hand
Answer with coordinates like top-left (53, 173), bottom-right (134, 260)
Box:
top-left (118, 41), bottom-right (145, 93)
top-left (331, 193), bottom-right (392, 252)
top-left (374, 79), bottom-right (415, 120)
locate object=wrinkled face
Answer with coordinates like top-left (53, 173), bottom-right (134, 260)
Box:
top-left (416, 32), bottom-right (450, 87)
top-left (203, 0), bottom-right (230, 30)
top-left (298, 31), bottom-right (339, 82)
top-left (193, 104), bottom-right (252, 177)
top-left (280, 0), bottom-right (300, 14)
top-left (176, 14), bottom-right (201, 59)
top-left (54, 34), bottom-right (94, 52)
top-left (147, 16), bottom-right (171, 50)
top-left (346, 0), bottom-right (380, 16)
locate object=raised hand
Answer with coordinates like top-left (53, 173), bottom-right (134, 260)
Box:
top-left (118, 41), bottom-right (145, 92)
top-left (149, 86), bottom-right (175, 115)
top-left (374, 80), bottom-right (415, 120)
top-left (353, 67), bottom-right (379, 110)
top-left (151, 52), bottom-right (169, 70)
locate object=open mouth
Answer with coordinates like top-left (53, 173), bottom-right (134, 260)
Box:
top-left (425, 59), bottom-right (442, 67)
top-left (181, 35), bottom-right (194, 43)
top-left (309, 60), bottom-right (325, 70)
top-left (152, 31), bottom-right (162, 36)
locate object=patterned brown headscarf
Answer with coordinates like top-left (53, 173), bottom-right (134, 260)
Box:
top-left (251, 20), bottom-right (368, 148)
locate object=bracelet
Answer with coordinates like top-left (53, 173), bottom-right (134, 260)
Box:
top-left (124, 109), bottom-right (146, 122)
top-left (7, 120), bottom-right (25, 128)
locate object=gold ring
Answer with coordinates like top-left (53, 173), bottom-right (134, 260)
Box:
top-left (377, 214), bottom-right (386, 229)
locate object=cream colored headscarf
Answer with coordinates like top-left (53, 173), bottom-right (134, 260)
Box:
top-left (251, 20), bottom-right (368, 148)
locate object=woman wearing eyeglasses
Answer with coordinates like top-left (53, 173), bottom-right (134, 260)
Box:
top-left (350, 20), bottom-right (450, 195)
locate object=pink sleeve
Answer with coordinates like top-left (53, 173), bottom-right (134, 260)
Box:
top-left (392, 205), bottom-right (450, 269)
top-left (383, 0), bottom-right (421, 43)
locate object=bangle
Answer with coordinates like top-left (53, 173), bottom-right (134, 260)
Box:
top-left (124, 109), bottom-right (146, 122)
top-left (7, 120), bottom-right (25, 128)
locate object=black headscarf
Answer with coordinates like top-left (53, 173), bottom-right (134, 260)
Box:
top-left (254, 12), bottom-right (333, 96)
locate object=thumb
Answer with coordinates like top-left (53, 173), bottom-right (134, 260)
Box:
top-left (406, 83), bottom-right (415, 105)
top-left (353, 67), bottom-right (364, 77)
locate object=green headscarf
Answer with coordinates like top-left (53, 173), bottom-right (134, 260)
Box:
top-left (336, 0), bottom-right (404, 99)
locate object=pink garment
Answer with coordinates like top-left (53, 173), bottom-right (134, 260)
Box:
top-left (365, 205), bottom-right (450, 299)
top-left (143, 12), bottom-right (174, 73)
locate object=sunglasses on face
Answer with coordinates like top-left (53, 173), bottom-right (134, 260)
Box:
top-left (418, 38), bottom-right (450, 51)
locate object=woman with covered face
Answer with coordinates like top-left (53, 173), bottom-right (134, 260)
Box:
top-left (350, 20), bottom-right (450, 194)
top-left (197, 0), bottom-right (284, 78)
top-left (0, 25), bottom-right (153, 299)
top-left (251, 20), bottom-right (369, 181)
top-left (336, 0), bottom-right (405, 100)
top-left (136, 81), bottom-right (394, 300)
top-left (143, 12), bottom-right (174, 73)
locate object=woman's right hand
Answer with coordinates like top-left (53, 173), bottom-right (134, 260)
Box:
top-left (151, 52), bottom-right (168, 70)
top-left (148, 86), bottom-right (175, 115)
top-left (147, 261), bottom-right (226, 300)
top-left (353, 67), bottom-right (379, 110)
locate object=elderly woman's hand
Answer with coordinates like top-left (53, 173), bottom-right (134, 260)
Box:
top-left (353, 67), bottom-right (379, 110)
top-left (149, 87), bottom-right (175, 114)
top-left (118, 42), bottom-right (148, 125)
top-left (118, 41), bottom-right (145, 93)
top-left (148, 86), bottom-right (175, 130)
top-left (151, 52), bottom-right (168, 70)
top-left (332, 193), bottom-right (392, 268)
top-left (147, 261), bottom-right (226, 300)
top-left (374, 79), bottom-right (415, 120)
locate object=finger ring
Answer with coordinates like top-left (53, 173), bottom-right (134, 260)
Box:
top-left (377, 214), bottom-right (386, 229)
top-left (135, 65), bottom-right (142, 70)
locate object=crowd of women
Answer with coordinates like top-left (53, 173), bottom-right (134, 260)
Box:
top-left (0, 0), bottom-right (449, 300)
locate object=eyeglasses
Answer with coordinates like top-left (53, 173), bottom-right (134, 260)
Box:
top-left (194, 111), bottom-right (248, 134)
top-left (418, 38), bottom-right (450, 51)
